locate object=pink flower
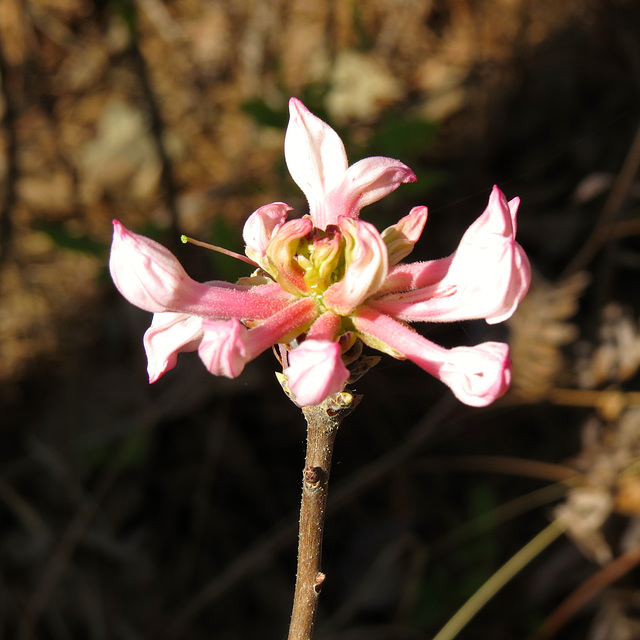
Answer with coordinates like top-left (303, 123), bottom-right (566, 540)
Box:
top-left (109, 98), bottom-right (530, 407)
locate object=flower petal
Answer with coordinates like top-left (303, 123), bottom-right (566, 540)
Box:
top-left (284, 340), bottom-right (349, 406)
top-left (376, 257), bottom-right (454, 295)
top-left (371, 187), bottom-right (530, 324)
top-left (284, 97), bottom-right (348, 226)
top-left (144, 312), bottom-right (203, 383)
top-left (243, 202), bottom-right (292, 266)
top-left (198, 318), bottom-right (248, 378)
top-left (437, 343), bottom-right (512, 407)
top-left (243, 297), bottom-right (319, 358)
top-left (323, 218), bottom-right (388, 315)
top-left (352, 306), bottom-right (511, 406)
top-left (264, 217), bottom-right (314, 294)
top-left (306, 310), bottom-right (343, 341)
top-left (198, 297), bottom-right (319, 379)
top-left (381, 205), bottom-right (428, 266)
top-left (110, 219), bottom-right (203, 313)
top-left (447, 188), bottom-right (531, 323)
top-left (110, 220), bottom-right (290, 319)
top-left (324, 156), bottom-right (416, 225)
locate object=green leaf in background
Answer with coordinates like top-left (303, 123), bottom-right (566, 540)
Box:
top-left (363, 113), bottom-right (438, 162)
top-left (241, 99), bottom-right (289, 129)
top-left (456, 484), bottom-right (500, 594)
top-left (413, 483), bottom-right (500, 629)
top-left (74, 426), bottom-right (150, 471)
top-left (241, 83), bottom-right (332, 130)
top-left (35, 220), bottom-right (106, 256)
top-left (110, 0), bottom-right (138, 35)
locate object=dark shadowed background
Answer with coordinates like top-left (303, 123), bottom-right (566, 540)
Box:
top-left (1, 1), bottom-right (640, 638)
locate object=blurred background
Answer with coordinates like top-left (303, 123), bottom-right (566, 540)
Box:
top-left (1, 0), bottom-right (640, 638)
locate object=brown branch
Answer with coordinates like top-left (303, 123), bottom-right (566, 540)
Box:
top-left (288, 394), bottom-right (360, 640)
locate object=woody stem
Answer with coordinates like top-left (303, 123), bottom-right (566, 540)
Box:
top-left (287, 394), bottom-right (358, 640)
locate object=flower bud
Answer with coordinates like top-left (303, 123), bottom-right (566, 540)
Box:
top-left (284, 340), bottom-right (349, 406)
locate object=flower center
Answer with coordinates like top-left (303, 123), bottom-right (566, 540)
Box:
top-left (295, 226), bottom-right (345, 298)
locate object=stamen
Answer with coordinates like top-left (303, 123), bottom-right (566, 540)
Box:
top-left (181, 235), bottom-right (259, 267)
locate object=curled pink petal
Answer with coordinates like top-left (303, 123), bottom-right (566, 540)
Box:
top-left (352, 306), bottom-right (511, 407)
top-left (437, 343), bottom-right (512, 407)
top-left (444, 186), bottom-right (530, 324)
top-left (324, 157), bottom-right (416, 225)
top-left (323, 219), bottom-right (388, 315)
top-left (144, 312), bottom-right (203, 383)
top-left (370, 186), bottom-right (530, 324)
top-left (243, 202), bottom-right (292, 265)
top-left (381, 205), bottom-right (428, 266)
top-left (284, 340), bottom-right (349, 406)
top-left (198, 318), bottom-right (248, 378)
top-left (109, 219), bottom-right (204, 313)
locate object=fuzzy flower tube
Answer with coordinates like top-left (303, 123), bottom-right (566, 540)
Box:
top-left (110, 98), bottom-right (530, 408)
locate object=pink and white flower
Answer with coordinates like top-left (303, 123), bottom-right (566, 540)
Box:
top-left (109, 97), bottom-right (531, 407)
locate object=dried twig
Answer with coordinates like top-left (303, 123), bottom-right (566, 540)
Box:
top-left (551, 388), bottom-right (640, 422)
top-left (413, 454), bottom-right (579, 484)
top-left (433, 519), bottom-right (567, 640)
top-left (563, 120), bottom-right (640, 276)
top-left (530, 540), bottom-right (640, 640)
